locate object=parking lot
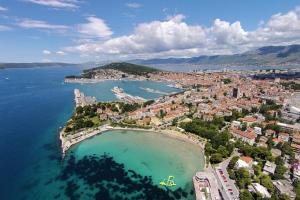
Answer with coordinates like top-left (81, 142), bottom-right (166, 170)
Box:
top-left (214, 158), bottom-right (239, 200)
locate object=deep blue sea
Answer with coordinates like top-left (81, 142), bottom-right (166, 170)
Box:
top-left (0, 66), bottom-right (204, 200)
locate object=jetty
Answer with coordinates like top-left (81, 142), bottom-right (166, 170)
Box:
top-left (111, 86), bottom-right (146, 104)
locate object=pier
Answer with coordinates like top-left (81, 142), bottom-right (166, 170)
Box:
top-left (111, 86), bottom-right (146, 104)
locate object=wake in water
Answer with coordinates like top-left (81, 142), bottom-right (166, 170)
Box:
top-left (139, 87), bottom-right (169, 95)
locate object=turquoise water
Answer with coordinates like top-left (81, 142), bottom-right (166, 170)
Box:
top-left (0, 66), bottom-right (203, 200)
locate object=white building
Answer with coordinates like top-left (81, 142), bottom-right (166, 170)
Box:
top-left (263, 161), bottom-right (276, 175)
top-left (249, 183), bottom-right (271, 198)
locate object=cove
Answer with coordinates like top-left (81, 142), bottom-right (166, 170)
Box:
top-left (61, 129), bottom-right (205, 199)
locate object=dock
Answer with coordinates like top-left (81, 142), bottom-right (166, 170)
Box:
top-left (111, 86), bottom-right (146, 104)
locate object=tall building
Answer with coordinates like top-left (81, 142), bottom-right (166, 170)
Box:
top-left (232, 87), bottom-right (240, 98)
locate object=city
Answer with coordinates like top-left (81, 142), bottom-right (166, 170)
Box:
top-left (62, 64), bottom-right (300, 200)
top-left (2, 1), bottom-right (300, 199)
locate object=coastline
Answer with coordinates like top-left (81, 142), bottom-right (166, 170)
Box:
top-left (64, 77), bottom-right (182, 89)
top-left (60, 125), bottom-right (206, 160)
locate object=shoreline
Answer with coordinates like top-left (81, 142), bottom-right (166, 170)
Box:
top-left (60, 125), bottom-right (206, 161)
top-left (64, 77), bottom-right (182, 89)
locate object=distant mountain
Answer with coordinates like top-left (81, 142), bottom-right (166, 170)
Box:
top-left (130, 44), bottom-right (300, 67)
top-left (0, 62), bottom-right (78, 69)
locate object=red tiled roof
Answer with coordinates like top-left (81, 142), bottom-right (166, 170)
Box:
top-left (230, 128), bottom-right (257, 140)
top-left (240, 156), bottom-right (253, 164)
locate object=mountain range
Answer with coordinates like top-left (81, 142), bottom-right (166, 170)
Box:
top-left (130, 44), bottom-right (300, 67)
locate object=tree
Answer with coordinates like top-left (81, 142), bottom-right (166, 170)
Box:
top-left (210, 153), bottom-right (223, 163)
top-left (253, 164), bottom-right (262, 176)
top-left (278, 194), bottom-right (291, 200)
top-left (228, 156), bottom-right (239, 169)
top-left (76, 106), bottom-right (83, 114)
top-left (260, 175), bottom-right (274, 193)
top-left (240, 190), bottom-right (254, 200)
top-left (204, 142), bottom-right (215, 156)
top-left (236, 168), bottom-right (252, 189)
top-left (294, 180), bottom-right (300, 200)
top-left (217, 145), bottom-right (229, 158)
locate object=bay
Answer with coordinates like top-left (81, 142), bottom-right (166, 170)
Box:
top-left (0, 66), bottom-right (203, 200)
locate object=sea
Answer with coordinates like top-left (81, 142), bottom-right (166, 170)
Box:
top-left (0, 66), bottom-right (204, 200)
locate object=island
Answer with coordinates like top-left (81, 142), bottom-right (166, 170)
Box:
top-left (61, 62), bottom-right (300, 200)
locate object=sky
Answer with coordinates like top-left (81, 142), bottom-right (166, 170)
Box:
top-left (1, 0), bottom-right (300, 63)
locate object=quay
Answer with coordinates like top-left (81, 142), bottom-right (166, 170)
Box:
top-left (111, 86), bottom-right (146, 104)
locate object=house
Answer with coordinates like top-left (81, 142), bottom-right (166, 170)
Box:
top-left (231, 120), bottom-right (241, 128)
top-left (277, 122), bottom-right (300, 133)
top-left (230, 128), bottom-right (257, 145)
top-left (271, 148), bottom-right (282, 157)
top-left (249, 183), bottom-right (271, 198)
top-left (272, 138), bottom-right (284, 145)
top-left (272, 180), bottom-right (296, 200)
top-left (278, 132), bottom-right (290, 142)
top-left (235, 156), bottom-right (253, 170)
top-left (291, 143), bottom-right (300, 154)
top-left (265, 129), bottom-right (276, 137)
top-left (203, 114), bottom-right (214, 122)
top-left (259, 136), bottom-right (268, 143)
top-left (254, 127), bottom-right (262, 135)
top-left (293, 165), bottom-right (300, 180)
top-left (142, 116), bottom-right (151, 125)
top-left (99, 113), bottom-right (108, 121)
top-left (240, 116), bottom-right (258, 126)
top-left (263, 161), bottom-right (277, 175)
top-left (257, 142), bottom-right (268, 148)
top-left (293, 133), bottom-right (300, 144)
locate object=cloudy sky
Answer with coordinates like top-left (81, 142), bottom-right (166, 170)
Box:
top-left (1, 0), bottom-right (300, 63)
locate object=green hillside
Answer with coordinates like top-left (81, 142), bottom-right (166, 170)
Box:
top-left (84, 62), bottom-right (160, 75)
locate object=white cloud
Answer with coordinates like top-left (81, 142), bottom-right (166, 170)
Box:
top-left (0, 25), bottom-right (12, 31)
top-left (25, 0), bottom-right (79, 9)
top-left (56, 50), bottom-right (66, 55)
top-left (250, 6), bottom-right (300, 46)
top-left (67, 14), bottom-right (206, 56)
top-left (210, 19), bottom-right (248, 46)
top-left (18, 19), bottom-right (69, 31)
top-left (125, 2), bottom-right (142, 8)
top-left (0, 6), bottom-right (8, 11)
top-left (77, 16), bottom-right (112, 38)
top-left (65, 6), bottom-right (300, 59)
top-left (43, 49), bottom-right (51, 55)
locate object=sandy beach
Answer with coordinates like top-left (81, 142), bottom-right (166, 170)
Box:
top-left (60, 125), bottom-right (205, 157)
